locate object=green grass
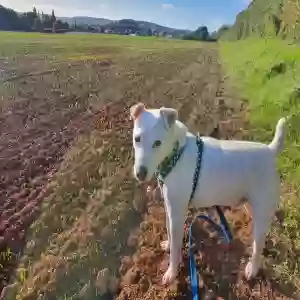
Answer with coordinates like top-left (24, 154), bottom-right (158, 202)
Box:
top-left (0, 31), bottom-right (200, 63)
top-left (220, 38), bottom-right (300, 287)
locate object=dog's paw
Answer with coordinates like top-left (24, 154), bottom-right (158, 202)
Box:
top-left (160, 240), bottom-right (170, 251)
top-left (162, 266), bottom-right (177, 286)
top-left (244, 259), bottom-right (260, 280)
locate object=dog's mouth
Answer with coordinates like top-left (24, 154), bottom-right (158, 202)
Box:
top-left (133, 173), bottom-right (148, 184)
top-left (134, 171), bottom-right (155, 185)
top-left (136, 178), bottom-right (146, 183)
top-left (135, 176), bottom-right (152, 184)
top-left (133, 165), bottom-right (154, 183)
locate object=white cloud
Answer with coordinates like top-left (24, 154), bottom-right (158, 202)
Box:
top-left (161, 3), bottom-right (175, 10)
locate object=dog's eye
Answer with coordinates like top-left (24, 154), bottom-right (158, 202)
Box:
top-left (135, 136), bottom-right (141, 143)
top-left (152, 140), bottom-right (162, 148)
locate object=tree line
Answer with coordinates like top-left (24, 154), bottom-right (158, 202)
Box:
top-left (182, 25), bottom-right (230, 41)
top-left (0, 4), bottom-right (230, 39)
top-left (0, 5), bottom-right (69, 32)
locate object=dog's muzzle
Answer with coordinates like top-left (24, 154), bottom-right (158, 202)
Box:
top-left (136, 165), bottom-right (148, 182)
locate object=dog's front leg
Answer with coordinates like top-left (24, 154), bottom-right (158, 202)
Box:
top-left (161, 195), bottom-right (170, 251)
top-left (162, 194), bottom-right (185, 285)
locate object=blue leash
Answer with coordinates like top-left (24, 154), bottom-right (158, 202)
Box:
top-left (187, 206), bottom-right (233, 300)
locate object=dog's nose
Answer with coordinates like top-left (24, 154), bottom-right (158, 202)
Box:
top-left (137, 165), bottom-right (148, 181)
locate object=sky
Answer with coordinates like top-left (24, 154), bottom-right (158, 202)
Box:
top-left (1, 0), bottom-right (252, 31)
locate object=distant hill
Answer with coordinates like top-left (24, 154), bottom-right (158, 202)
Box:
top-left (58, 16), bottom-right (111, 26)
top-left (129, 19), bottom-right (190, 35)
top-left (221, 0), bottom-right (300, 41)
top-left (58, 16), bottom-right (191, 37)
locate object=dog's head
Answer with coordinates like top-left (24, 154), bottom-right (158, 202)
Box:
top-left (130, 102), bottom-right (187, 183)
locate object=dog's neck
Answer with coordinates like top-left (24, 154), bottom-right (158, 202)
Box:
top-left (155, 120), bottom-right (188, 183)
top-left (173, 120), bottom-right (188, 148)
top-left (158, 120), bottom-right (188, 165)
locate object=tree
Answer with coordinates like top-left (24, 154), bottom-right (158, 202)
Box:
top-left (33, 17), bottom-right (43, 31)
top-left (0, 4), bottom-right (68, 32)
top-left (41, 13), bottom-right (53, 28)
top-left (0, 5), bottom-right (23, 30)
top-left (182, 26), bottom-right (210, 41)
top-left (51, 9), bottom-right (56, 22)
top-left (147, 28), bottom-right (152, 36)
top-left (32, 7), bottom-right (37, 18)
top-left (194, 26), bottom-right (209, 40)
top-left (52, 20), bottom-right (58, 31)
top-left (210, 25), bottom-right (230, 40)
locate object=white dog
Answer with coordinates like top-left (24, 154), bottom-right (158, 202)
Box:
top-left (130, 102), bottom-right (286, 286)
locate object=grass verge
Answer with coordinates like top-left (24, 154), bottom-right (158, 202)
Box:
top-left (220, 38), bottom-right (300, 288)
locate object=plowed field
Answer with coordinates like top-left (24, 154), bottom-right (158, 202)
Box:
top-left (0, 32), bottom-right (297, 300)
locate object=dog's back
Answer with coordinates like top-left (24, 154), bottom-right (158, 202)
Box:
top-left (192, 117), bottom-right (286, 207)
top-left (193, 137), bottom-right (276, 206)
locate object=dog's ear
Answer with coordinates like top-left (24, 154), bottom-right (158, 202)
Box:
top-left (130, 102), bottom-right (145, 120)
top-left (160, 107), bottom-right (178, 129)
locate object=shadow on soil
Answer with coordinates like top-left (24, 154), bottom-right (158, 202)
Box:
top-left (176, 209), bottom-right (300, 300)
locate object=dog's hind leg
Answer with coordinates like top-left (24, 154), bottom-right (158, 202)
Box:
top-left (245, 185), bottom-right (280, 280)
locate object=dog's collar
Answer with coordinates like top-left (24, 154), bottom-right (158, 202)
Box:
top-left (155, 140), bottom-right (185, 186)
top-left (155, 134), bottom-right (204, 202)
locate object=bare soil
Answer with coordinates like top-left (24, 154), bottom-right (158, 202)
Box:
top-left (0, 42), bottom-right (297, 300)
top-left (0, 60), bottom-right (113, 291)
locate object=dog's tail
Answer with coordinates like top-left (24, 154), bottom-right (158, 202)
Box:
top-left (268, 117), bottom-right (288, 154)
